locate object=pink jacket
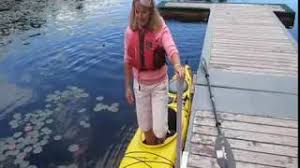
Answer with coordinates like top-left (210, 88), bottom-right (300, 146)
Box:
top-left (124, 20), bottom-right (179, 85)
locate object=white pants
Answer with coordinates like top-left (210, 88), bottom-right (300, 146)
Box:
top-left (133, 79), bottom-right (168, 138)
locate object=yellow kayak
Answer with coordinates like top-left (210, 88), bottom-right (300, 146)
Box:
top-left (119, 65), bottom-right (194, 168)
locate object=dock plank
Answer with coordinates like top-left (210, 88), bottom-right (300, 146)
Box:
top-left (192, 85), bottom-right (298, 119)
top-left (196, 111), bottom-right (298, 128)
top-left (209, 60), bottom-right (298, 71)
top-left (189, 144), bottom-right (298, 167)
top-left (191, 134), bottom-right (298, 157)
top-left (188, 154), bottom-right (280, 168)
top-left (210, 64), bottom-right (298, 77)
top-left (211, 44), bottom-right (297, 54)
top-left (192, 125), bottom-right (298, 146)
top-left (193, 117), bottom-right (298, 137)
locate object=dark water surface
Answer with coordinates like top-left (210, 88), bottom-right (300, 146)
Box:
top-left (0, 0), bottom-right (205, 167)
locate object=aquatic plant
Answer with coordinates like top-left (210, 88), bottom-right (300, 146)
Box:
top-left (78, 108), bottom-right (86, 113)
top-left (54, 135), bottom-right (62, 141)
top-left (79, 120), bottom-right (90, 128)
top-left (9, 120), bottom-right (19, 128)
top-left (57, 164), bottom-right (78, 168)
top-left (45, 118), bottom-right (54, 124)
top-left (13, 132), bottom-right (22, 138)
top-left (96, 96), bottom-right (104, 101)
top-left (33, 146), bottom-right (42, 154)
top-left (41, 127), bottom-right (52, 135)
top-left (93, 102), bottom-right (119, 113)
top-left (68, 144), bottom-right (79, 152)
top-left (13, 113), bottom-right (22, 120)
top-left (39, 139), bottom-right (48, 146)
top-left (19, 160), bottom-right (30, 167)
top-left (16, 152), bottom-right (26, 159)
top-left (1, 85), bottom-right (122, 167)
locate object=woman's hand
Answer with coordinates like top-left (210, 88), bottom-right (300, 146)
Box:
top-left (174, 64), bottom-right (184, 79)
top-left (126, 87), bottom-right (135, 105)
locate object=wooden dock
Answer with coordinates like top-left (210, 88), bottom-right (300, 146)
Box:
top-left (185, 111), bottom-right (298, 168)
top-left (158, 2), bottom-right (296, 28)
top-left (159, 2), bottom-right (298, 168)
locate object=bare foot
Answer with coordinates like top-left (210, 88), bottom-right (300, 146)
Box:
top-left (156, 137), bottom-right (165, 144)
top-left (144, 130), bottom-right (156, 145)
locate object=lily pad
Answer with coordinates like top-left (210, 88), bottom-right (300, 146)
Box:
top-left (24, 146), bottom-right (32, 153)
top-left (67, 86), bottom-right (79, 90)
top-left (9, 120), bottom-right (19, 128)
top-left (33, 146), bottom-right (42, 154)
top-left (5, 150), bottom-right (19, 156)
top-left (68, 144), bottom-right (79, 152)
top-left (41, 127), bottom-right (52, 135)
top-left (78, 108), bottom-right (86, 113)
top-left (93, 103), bottom-right (106, 112)
top-left (83, 123), bottom-right (91, 128)
top-left (46, 94), bottom-right (57, 102)
top-left (19, 160), bottom-right (29, 167)
top-left (68, 164), bottom-right (78, 168)
top-left (79, 121), bottom-right (86, 126)
top-left (24, 125), bottom-right (33, 132)
top-left (29, 130), bottom-right (40, 138)
top-left (16, 142), bottom-right (26, 150)
top-left (14, 158), bottom-right (23, 165)
top-left (13, 132), bottom-right (23, 138)
top-left (13, 113), bottom-right (22, 120)
top-left (45, 104), bottom-right (52, 108)
top-left (108, 106), bottom-right (119, 113)
top-left (81, 93), bottom-right (89, 98)
top-left (54, 135), bottom-right (62, 141)
top-left (45, 119), bottom-right (54, 124)
top-left (46, 110), bottom-right (54, 116)
top-left (16, 152), bottom-right (26, 159)
top-left (54, 90), bottom-right (61, 95)
top-left (39, 139), bottom-right (48, 146)
top-left (6, 143), bottom-right (16, 150)
top-left (96, 96), bottom-right (104, 101)
top-left (57, 165), bottom-right (67, 168)
top-left (16, 137), bottom-right (25, 143)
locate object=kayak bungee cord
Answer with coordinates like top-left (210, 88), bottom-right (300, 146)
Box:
top-left (123, 151), bottom-right (174, 168)
top-left (123, 159), bottom-right (173, 168)
top-left (122, 156), bottom-right (151, 168)
top-left (201, 58), bottom-right (236, 168)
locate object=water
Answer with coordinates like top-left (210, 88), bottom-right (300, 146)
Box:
top-left (0, 0), bottom-right (205, 167)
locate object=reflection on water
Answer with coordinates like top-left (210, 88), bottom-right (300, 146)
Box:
top-left (0, 78), bottom-right (33, 120)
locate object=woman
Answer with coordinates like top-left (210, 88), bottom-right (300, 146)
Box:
top-left (124, 0), bottom-right (184, 145)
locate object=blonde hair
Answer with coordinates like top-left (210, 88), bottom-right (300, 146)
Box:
top-left (129, 0), bottom-right (163, 32)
